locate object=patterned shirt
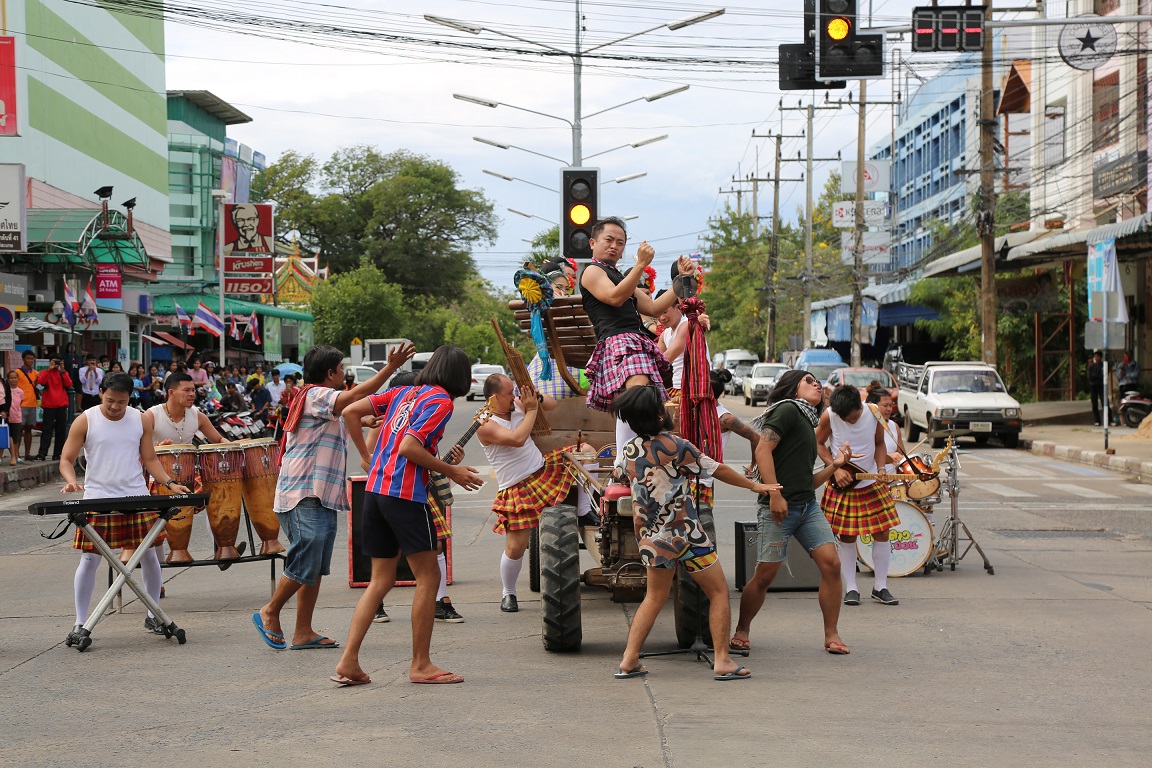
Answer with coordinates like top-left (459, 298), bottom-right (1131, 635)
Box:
top-left (274, 387), bottom-right (349, 514)
top-left (366, 385), bottom-right (453, 502)
top-left (623, 433), bottom-right (719, 542)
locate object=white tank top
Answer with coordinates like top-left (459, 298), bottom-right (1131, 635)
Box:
top-left (148, 403), bottom-right (199, 444)
top-left (662, 316), bottom-right (687, 389)
top-left (83, 406), bottom-right (149, 499)
top-left (828, 404), bottom-right (880, 488)
top-left (482, 408), bottom-right (544, 490)
top-left (700, 402), bottom-right (734, 489)
top-left (880, 416), bottom-right (900, 473)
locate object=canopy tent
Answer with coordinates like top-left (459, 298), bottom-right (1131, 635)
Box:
top-left (8, 208), bottom-right (160, 278)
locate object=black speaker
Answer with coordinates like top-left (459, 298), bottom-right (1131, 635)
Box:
top-left (347, 476), bottom-right (451, 588)
top-left (733, 520), bottom-right (822, 592)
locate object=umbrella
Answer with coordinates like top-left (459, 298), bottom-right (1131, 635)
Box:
top-left (274, 363), bottom-right (303, 376)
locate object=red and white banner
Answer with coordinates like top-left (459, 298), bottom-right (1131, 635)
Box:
top-left (96, 264), bottom-right (122, 299)
top-left (224, 255), bottom-right (274, 273)
top-left (0, 38), bottom-right (18, 137)
top-left (224, 276), bottom-right (274, 294)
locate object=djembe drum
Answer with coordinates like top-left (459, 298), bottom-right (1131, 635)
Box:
top-left (238, 438), bottom-right (285, 555)
top-left (198, 444), bottom-right (246, 560)
top-left (154, 444), bottom-right (200, 563)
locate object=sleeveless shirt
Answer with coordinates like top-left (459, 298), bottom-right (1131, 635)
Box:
top-left (827, 405), bottom-right (881, 488)
top-left (148, 403), bottom-right (199, 445)
top-left (482, 408), bottom-right (545, 490)
top-left (581, 260), bottom-right (643, 341)
top-left (83, 407), bottom-right (149, 499)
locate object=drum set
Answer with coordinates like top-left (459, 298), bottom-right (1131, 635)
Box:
top-left (153, 439), bottom-right (285, 564)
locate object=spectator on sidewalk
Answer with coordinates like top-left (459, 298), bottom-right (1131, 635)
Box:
top-left (36, 356), bottom-right (73, 461)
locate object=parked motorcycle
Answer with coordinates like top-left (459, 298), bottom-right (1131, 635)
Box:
top-left (1119, 390), bottom-right (1152, 428)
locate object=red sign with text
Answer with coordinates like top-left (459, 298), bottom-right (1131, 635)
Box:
top-left (96, 264), bottom-right (122, 299)
top-left (224, 276), bottom-right (273, 294)
top-left (224, 255), bottom-right (274, 273)
top-left (0, 37), bottom-right (18, 137)
top-left (222, 203), bottom-right (275, 254)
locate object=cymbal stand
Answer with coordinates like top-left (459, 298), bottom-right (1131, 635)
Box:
top-left (931, 432), bottom-right (995, 575)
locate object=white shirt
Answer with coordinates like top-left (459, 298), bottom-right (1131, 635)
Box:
top-left (828, 404), bottom-right (881, 488)
top-left (149, 403), bottom-right (199, 445)
top-left (80, 366), bottom-right (104, 396)
top-left (265, 380), bottom-right (286, 402)
top-left (83, 407), bottom-right (149, 499)
top-left (661, 315), bottom-right (688, 389)
top-left (481, 407), bottom-right (545, 490)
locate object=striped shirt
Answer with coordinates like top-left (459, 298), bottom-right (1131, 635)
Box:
top-left (274, 387), bottom-right (349, 514)
top-left (366, 385), bottom-right (453, 502)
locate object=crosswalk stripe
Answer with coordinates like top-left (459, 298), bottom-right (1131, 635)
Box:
top-left (1121, 484), bottom-right (1152, 495)
top-left (1046, 483), bottom-right (1116, 499)
top-left (971, 483), bottom-right (1037, 498)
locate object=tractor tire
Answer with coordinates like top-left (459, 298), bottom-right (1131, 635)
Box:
top-left (905, 410), bottom-right (920, 441)
top-left (673, 501), bottom-right (718, 649)
top-left (528, 526), bottom-right (541, 593)
top-left (540, 505), bottom-right (582, 652)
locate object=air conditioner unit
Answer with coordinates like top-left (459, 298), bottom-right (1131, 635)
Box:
top-left (28, 293), bottom-right (47, 303)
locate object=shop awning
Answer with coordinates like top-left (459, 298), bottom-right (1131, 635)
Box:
top-left (141, 333), bottom-right (169, 346)
top-left (997, 59), bottom-right (1031, 115)
top-left (12, 208), bottom-right (157, 278)
top-left (15, 316), bottom-right (73, 333)
top-left (153, 295), bottom-right (313, 322)
top-left (1006, 213), bottom-right (1152, 263)
top-left (154, 331), bottom-right (191, 350)
top-left (921, 231), bottom-right (1039, 277)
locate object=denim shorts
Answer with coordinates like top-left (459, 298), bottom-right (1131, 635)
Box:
top-left (278, 497), bottom-right (337, 585)
top-left (756, 498), bottom-right (836, 563)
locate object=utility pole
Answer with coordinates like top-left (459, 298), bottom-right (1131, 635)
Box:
top-left (979, 0), bottom-right (997, 365)
top-left (718, 187), bottom-right (745, 216)
top-left (752, 128), bottom-right (803, 361)
top-left (851, 79), bottom-right (867, 367)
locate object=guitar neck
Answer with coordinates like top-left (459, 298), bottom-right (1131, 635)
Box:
top-left (454, 422), bottom-right (482, 452)
top-left (854, 473), bottom-right (922, 482)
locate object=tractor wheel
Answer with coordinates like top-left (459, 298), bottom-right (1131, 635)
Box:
top-left (528, 526), bottom-right (541, 593)
top-left (540, 505), bottom-right (582, 652)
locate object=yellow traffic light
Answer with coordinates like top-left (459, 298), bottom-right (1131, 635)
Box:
top-left (827, 16), bottom-right (851, 41)
top-left (569, 203), bottom-right (591, 226)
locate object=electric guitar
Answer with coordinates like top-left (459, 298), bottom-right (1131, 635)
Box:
top-left (427, 396), bottom-right (497, 510)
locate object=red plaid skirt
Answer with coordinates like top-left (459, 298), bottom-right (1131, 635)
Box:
top-left (429, 494), bottom-right (451, 541)
top-left (584, 332), bottom-right (671, 412)
top-left (687, 479), bottom-right (714, 508)
top-left (72, 511), bottom-right (167, 552)
top-left (491, 449), bottom-right (575, 533)
top-left (821, 482), bottom-right (900, 537)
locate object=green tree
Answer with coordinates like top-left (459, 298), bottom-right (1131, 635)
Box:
top-left (310, 258), bottom-right (407, 351)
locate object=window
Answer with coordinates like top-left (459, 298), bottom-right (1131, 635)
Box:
top-left (1044, 104), bottom-right (1066, 165)
top-left (1093, 72), bottom-right (1120, 150)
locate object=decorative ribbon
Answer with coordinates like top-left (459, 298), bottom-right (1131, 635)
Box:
top-left (514, 269), bottom-right (555, 381)
top-left (678, 297), bottom-right (722, 463)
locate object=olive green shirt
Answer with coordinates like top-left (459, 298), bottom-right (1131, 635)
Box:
top-left (757, 401), bottom-right (818, 506)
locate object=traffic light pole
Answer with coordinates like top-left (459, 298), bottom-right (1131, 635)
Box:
top-left (851, 79), bottom-right (867, 367)
top-left (979, 0), bottom-right (996, 366)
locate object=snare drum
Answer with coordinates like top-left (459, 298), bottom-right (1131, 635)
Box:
top-left (155, 444), bottom-right (200, 563)
top-left (897, 454), bottom-right (941, 502)
top-left (238, 438), bottom-right (284, 555)
top-left (856, 500), bottom-right (934, 577)
top-left (198, 444), bottom-right (246, 561)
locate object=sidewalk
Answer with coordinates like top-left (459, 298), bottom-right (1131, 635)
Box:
top-left (1020, 399), bottom-right (1152, 482)
top-left (0, 457), bottom-right (65, 495)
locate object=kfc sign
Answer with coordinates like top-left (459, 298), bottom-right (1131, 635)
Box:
top-left (223, 203), bottom-right (276, 255)
top-left (224, 255), bottom-right (274, 273)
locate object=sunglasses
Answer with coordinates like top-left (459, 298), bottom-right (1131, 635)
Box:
top-left (802, 376), bottom-right (819, 385)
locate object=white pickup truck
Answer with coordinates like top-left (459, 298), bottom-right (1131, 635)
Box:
top-left (897, 361), bottom-right (1023, 449)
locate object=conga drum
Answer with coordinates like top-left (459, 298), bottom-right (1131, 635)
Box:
top-left (155, 444), bottom-right (200, 563)
top-left (198, 444), bottom-right (246, 560)
top-left (239, 438), bottom-right (285, 555)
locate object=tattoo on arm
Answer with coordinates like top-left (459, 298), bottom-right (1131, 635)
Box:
top-left (760, 427), bottom-right (781, 446)
top-left (728, 416), bottom-right (759, 444)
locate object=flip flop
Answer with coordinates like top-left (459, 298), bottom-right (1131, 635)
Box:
top-left (825, 641), bottom-right (851, 655)
top-left (614, 665), bottom-right (648, 680)
top-left (251, 613), bottom-right (286, 650)
top-left (714, 666), bottom-right (752, 681)
top-left (729, 636), bottom-right (751, 652)
top-left (330, 674), bottom-right (371, 687)
top-left (290, 636), bottom-right (340, 650)
top-left (410, 671), bottom-right (464, 684)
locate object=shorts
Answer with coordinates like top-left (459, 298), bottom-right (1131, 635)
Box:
top-left (756, 498), bottom-right (836, 563)
top-left (361, 492), bottom-right (438, 559)
top-left (6, 423), bottom-right (22, 443)
top-left (278, 497), bottom-right (337, 585)
top-left (21, 406), bottom-right (36, 425)
top-left (638, 523), bottom-right (717, 573)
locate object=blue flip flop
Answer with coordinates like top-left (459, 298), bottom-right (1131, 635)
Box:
top-left (614, 664), bottom-right (648, 679)
top-left (714, 666), bottom-right (751, 681)
top-left (251, 613), bottom-right (286, 650)
top-left (290, 636), bottom-right (341, 650)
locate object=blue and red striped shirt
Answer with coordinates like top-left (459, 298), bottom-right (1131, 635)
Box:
top-left (366, 385), bottom-right (454, 502)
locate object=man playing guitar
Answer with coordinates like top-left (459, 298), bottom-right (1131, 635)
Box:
top-left (815, 385), bottom-right (902, 607)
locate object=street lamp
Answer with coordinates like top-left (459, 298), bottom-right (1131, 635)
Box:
top-left (474, 137), bottom-right (568, 165)
top-left (508, 207), bottom-right (558, 225)
top-left (483, 169), bottom-right (557, 193)
top-left (608, 172), bottom-right (647, 184)
top-left (583, 135), bottom-right (667, 161)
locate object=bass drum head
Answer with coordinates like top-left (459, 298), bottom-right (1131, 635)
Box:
top-left (856, 500), bottom-right (934, 577)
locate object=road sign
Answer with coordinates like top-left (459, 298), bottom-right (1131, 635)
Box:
top-left (831, 200), bottom-right (889, 228)
top-left (224, 255), bottom-right (274, 273)
top-left (224, 276), bottom-right (273, 295)
top-left (1058, 14), bottom-right (1117, 71)
top-left (0, 331), bottom-right (13, 350)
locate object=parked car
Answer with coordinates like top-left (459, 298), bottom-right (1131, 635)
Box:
top-left (823, 367), bottom-right (900, 410)
top-left (742, 363), bottom-right (790, 406)
top-left (714, 349), bottom-right (759, 394)
top-left (897, 361), bottom-right (1022, 448)
top-left (468, 364), bottom-right (506, 400)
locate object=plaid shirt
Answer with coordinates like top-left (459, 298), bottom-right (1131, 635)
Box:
top-left (274, 387), bottom-right (350, 514)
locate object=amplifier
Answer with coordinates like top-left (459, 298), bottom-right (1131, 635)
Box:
top-left (347, 476), bottom-right (452, 589)
top-left (734, 521), bottom-right (821, 592)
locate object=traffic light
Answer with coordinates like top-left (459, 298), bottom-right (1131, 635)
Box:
top-left (561, 167), bottom-right (598, 261)
top-left (779, 43), bottom-right (846, 91)
top-left (816, 0), bottom-right (884, 80)
top-left (912, 6), bottom-right (985, 53)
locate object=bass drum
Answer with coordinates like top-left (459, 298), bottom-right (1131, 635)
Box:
top-left (856, 501), bottom-right (934, 577)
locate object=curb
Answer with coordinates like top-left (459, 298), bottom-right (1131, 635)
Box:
top-left (1021, 438), bottom-right (1152, 483)
top-left (0, 462), bottom-right (64, 500)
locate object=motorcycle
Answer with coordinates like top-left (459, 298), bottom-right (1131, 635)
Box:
top-left (1118, 390), bottom-right (1152, 428)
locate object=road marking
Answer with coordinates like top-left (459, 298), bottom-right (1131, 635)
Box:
top-left (1046, 483), bottom-right (1116, 499)
top-left (971, 483), bottom-right (1037, 498)
top-left (1121, 484), bottom-right (1152, 495)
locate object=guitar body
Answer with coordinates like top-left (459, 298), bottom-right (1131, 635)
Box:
top-left (830, 461), bottom-right (869, 491)
top-left (428, 396), bottom-right (497, 510)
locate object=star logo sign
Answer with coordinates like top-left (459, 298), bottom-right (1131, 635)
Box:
top-left (1078, 29), bottom-right (1100, 52)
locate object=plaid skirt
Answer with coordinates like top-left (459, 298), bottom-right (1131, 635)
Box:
top-left (687, 479), bottom-right (714, 509)
top-left (821, 482), bottom-right (900, 537)
top-left (491, 449), bottom-right (575, 533)
top-left (72, 511), bottom-right (167, 552)
top-left (429, 494), bottom-right (451, 541)
top-left (584, 332), bottom-right (671, 412)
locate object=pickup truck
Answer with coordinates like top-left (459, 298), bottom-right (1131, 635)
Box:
top-left (897, 361), bottom-right (1023, 449)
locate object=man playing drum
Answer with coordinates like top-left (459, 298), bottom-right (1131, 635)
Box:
top-left (58, 373), bottom-right (192, 642)
top-left (816, 385), bottom-right (901, 607)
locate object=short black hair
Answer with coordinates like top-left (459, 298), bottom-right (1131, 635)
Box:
top-left (415, 345), bottom-right (471, 399)
top-left (768, 369), bottom-right (809, 405)
top-left (100, 372), bottom-right (135, 395)
top-left (590, 217), bottom-right (628, 241)
top-left (483, 373), bottom-right (508, 399)
top-left (864, 386), bottom-right (891, 405)
top-left (829, 384), bottom-right (863, 419)
top-left (610, 384), bottom-right (672, 439)
top-left (388, 371), bottom-right (417, 389)
top-left (165, 372), bottom-right (194, 392)
top-left (303, 345), bottom-right (344, 384)
top-left (710, 368), bottom-right (732, 399)
top-left (85, 355), bottom-right (97, 363)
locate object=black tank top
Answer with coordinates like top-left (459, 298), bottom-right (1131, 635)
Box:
top-left (581, 260), bottom-right (643, 341)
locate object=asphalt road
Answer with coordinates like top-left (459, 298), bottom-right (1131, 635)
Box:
top-left (1, 395), bottom-right (1151, 767)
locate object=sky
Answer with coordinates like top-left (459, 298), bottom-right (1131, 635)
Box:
top-left (162, 0), bottom-right (986, 292)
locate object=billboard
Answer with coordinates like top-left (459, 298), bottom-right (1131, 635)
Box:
top-left (222, 203), bottom-right (275, 255)
top-left (841, 160), bottom-right (891, 194)
top-left (0, 37), bottom-right (17, 137)
top-left (0, 163), bottom-right (27, 253)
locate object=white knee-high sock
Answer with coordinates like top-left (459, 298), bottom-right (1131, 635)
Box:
top-left (141, 548), bottom-right (163, 618)
top-left (872, 537), bottom-right (891, 591)
top-left (74, 553), bottom-right (101, 624)
top-left (614, 419), bottom-right (637, 469)
top-left (500, 552), bottom-right (523, 597)
top-left (839, 540), bottom-right (859, 593)
top-left (436, 551), bottom-right (449, 601)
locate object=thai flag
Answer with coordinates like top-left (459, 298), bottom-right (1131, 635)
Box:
top-left (175, 303), bottom-right (192, 328)
top-left (62, 279), bottom-right (79, 325)
top-left (193, 302), bottom-right (225, 338)
top-left (81, 280), bottom-right (99, 323)
top-left (230, 314), bottom-right (241, 340)
top-left (248, 311), bottom-right (261, 346)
